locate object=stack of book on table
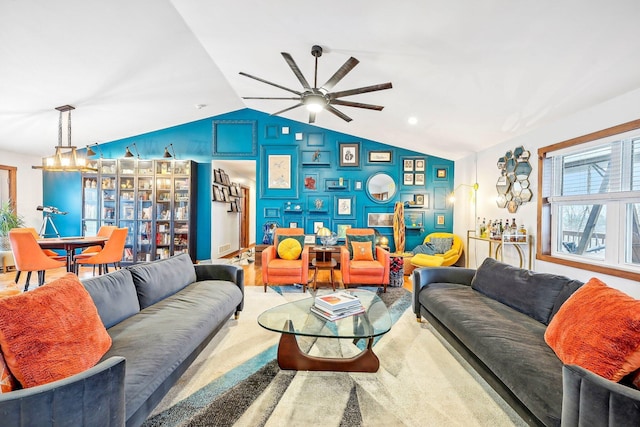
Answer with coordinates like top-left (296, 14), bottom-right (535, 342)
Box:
top-left (310, 291), bottom-right (365, 321)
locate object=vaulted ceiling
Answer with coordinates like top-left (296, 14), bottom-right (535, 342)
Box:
top-left (2, 0), bottom-right (640, 161)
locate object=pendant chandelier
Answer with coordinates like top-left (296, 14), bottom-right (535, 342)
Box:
top-left (33, 105), bottom-right (96, 172)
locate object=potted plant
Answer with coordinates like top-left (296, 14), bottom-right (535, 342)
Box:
top-left (0, 201), bottom-right (24, 251)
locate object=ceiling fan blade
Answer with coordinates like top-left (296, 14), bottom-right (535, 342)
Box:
top-left (325, 105), bottom-right (352, 122)
top-left (239, 71), bottom-right (301, 96)
top-left (330, 99), bottom-right (385, 111)
top-left (281, 52), bottom-right (312, 90)
top-left (270, 102), bottom-right (303, 116)
top-left (320, 57), bottom-right (359, 92)
top-left (308, 111), bottom-right (316, 124)
top-left (242, 96), bottom-right (300, 100)
top-left (329, 82), bottom-right (393, 99)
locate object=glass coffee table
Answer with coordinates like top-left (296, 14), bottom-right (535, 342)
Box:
top-left (257, 289), bottom-right (391, 372)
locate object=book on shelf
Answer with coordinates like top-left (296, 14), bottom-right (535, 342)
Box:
top-left (314, 291), bottom-right (362, 313)
top-left (310, 304), bottom-right (365, 321)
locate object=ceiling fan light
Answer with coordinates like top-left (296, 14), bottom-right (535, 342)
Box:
top-left (303, 93), bottom-right (327, 112)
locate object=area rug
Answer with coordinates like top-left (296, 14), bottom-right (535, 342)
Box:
top-left (142, 286), bottom-right (526, 427)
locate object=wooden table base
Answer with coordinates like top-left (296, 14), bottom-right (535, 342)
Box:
top-left (276, 320), bottom-right (380, 373)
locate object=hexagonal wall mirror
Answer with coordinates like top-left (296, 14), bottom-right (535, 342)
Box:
top-left (496, 146), bottom-right (533, 212)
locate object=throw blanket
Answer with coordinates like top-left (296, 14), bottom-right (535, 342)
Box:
top-left (412, 243), bottom-right (437, 255)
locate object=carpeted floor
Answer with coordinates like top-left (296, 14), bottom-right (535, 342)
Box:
top-left (142, 285), bottom-right (526, 427)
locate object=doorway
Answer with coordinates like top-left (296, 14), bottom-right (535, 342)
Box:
top-left (0, 165), bottom-right (17, 211)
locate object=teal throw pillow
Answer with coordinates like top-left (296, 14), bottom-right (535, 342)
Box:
top-left (347, 234), bottom-right (377, 260)
top-left (430, 237), bottom-right (453, 254)
top-left (276, 235), bottom-right (306, 259)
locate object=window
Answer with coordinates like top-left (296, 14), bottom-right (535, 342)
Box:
top-left (538, 119), bottom-right (640, 281)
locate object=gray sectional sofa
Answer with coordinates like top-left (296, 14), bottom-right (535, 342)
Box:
top-left (0, 253), bottom-right (244, 427)
top-left (413, 258), bottom-right (640, 427)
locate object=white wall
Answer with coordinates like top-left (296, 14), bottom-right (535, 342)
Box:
top-left (0, 151), bottom-right (44, 229)
top-left (211, 161), bottom-right (256, 259)
top-left (454, 88), bottom-right (640, 298)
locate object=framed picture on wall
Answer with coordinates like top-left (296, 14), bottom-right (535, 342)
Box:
top-left (403, 173), bottom-right (414, 185)
top-left (367, 212), bottom-right (394, 227)
top-left (435, 213), bottom-right (446, 229)
top-left (368, 150), bottom-right (392, 163)
top-left (313, 221), bottom-right (324, 233)
top-left (334, 195), bottom-right (356, 219)
top-left (403, 159), bottom-right (414, 171)
top-left (289, 222), bottom-right (298, 228)
top-left (267, 154), bottom-right (291, 189)
top-left (414, 173), bottom-right (425, 185)
top-left (436, 168), bottom-right (447, 179)
top-left (415, 159), bottom-right (425, 172)
top-left (335, 223), bottom-right (353, 240)
top-left (414, 194), bottom-right (425, 206)
top-left (339, 143), bottom-right (360, 167)
top-left (304, 235), bottom-right (316, 244)
top-left (261, 146), bottom-right (298, 199)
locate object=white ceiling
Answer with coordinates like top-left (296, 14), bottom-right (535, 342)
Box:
top-left (2, 0), bottom-right (640, 161)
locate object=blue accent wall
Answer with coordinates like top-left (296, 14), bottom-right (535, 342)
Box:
top-left (43, 108), bottom-right (454, 256)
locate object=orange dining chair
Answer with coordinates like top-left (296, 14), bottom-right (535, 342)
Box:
top-left (76, 225), bottom-right (117, 257)
top-left (340, 228), bottom-right (390, 293)
top-left (9, 229), bottom-right (66, 291)
top-left (20, 227), bottom-right (66, 260)
top-left (74, 227), bottom-right (128, 275)
top-left (261, 228), bottom-right (310, 292)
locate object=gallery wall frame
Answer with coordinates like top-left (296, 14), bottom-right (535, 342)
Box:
top-left (308, 195), bottom-right (329, 212)
top-left (307, 132), bottom-right (325, 147)
top-left (435, 212), bottom-right (447, 229)
top-left (367, 150), bottom-right (392, 163)
top-left (334, 221), bottom-right (354, 240)
top-left (212, 120), bottom-right (257, 156)
top-left (334, 195), bottom-right (356, 219)
top-left (303, 173), bottom-right (318, 191)
top-left (261, 146), bottom-right (299, 199)
top-left (367, 212), bottom-right (394, 228)
top-left (306, 217), bottom-right (330, 234)
top-left (434, 166), bottom-right (449, 180)
top-left (339, 142), bottom-right (360, 168)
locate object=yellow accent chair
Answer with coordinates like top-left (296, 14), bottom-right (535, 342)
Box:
top-left (410, 232), bottom-right (464, 268)
top-left (262, 228), bottom-right (310, 292)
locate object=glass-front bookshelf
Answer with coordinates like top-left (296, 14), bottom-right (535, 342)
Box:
top-left (82, 159), bottom-right (197, 263)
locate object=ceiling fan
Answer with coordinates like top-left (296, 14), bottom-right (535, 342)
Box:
top-left (239, 45), bottom-right (392, 123)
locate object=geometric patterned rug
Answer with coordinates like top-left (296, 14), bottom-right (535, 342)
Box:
top-left (142, 286), bottom-right (526, 427)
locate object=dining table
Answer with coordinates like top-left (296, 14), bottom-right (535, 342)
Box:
top-left (37, 236), bottom-right (109, 272)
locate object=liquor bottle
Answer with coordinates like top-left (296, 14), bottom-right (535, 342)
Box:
top-left (518, 223), bottom-right (527, 242)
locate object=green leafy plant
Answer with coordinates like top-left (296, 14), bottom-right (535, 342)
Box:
top-left (0, 201), bottom-right (24, 237)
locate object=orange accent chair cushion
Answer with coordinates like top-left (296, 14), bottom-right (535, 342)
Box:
top-left (0, 273), bottom-right (112, 388)
top-left (544, 277), bottom-right (640, 382)
top-left (351, 241), bottom-right (374, 261)
top-left (277, 238), bottom-right (303, 260)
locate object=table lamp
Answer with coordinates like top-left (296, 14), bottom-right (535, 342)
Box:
top-left (316, 227), bottom-right (332, 247)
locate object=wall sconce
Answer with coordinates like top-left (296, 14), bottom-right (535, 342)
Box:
top-left (163, 143), bottom-right (176, 158)
top-left (86, 143), bottom-right (102, 158)
top-left (449, 183), bottom-right (479, 203)
top-left (124, 143), bottom-right (139, 158)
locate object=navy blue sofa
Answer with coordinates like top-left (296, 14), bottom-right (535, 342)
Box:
top-left (0, 253), bottom-right (244, 427)
top-left (413, 258), bottom-right (640, 427)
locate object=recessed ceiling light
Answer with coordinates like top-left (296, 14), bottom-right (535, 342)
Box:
top-left (408, 117), bottom-right (418, 125)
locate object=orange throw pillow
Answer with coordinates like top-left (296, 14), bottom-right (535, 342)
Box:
top-left (545, 277), bottom-right (640, 382)
top-left (0, 273), bottom-right (112, 388)
top-left (352, 241), bottom-right (374, 261)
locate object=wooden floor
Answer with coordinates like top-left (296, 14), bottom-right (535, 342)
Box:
top-left (0, 257), bottom-right (414, 292)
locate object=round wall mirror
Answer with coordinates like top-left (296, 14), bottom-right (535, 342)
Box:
top-left (366, 172), bottom-right (396, 203)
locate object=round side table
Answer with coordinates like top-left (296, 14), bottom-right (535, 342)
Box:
top-left (311, 258), bottom-right (337, 291)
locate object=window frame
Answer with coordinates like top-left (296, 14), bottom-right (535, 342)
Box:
top-left (537, 118), bottom-right (640, 282)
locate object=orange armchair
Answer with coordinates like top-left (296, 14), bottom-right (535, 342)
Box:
top-left (340, 229), bottom-right (390, 293)
top-left (262, 228), bottom-right (310, 292)
top-left (9, 229), bottom-right (66, 291)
